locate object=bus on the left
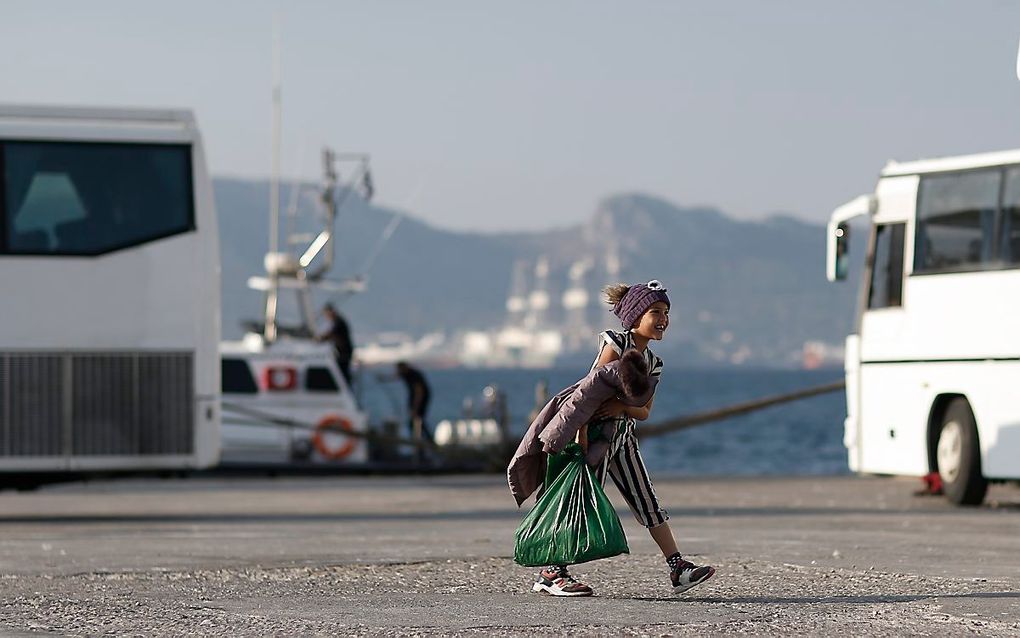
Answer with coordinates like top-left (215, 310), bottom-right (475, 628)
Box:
top-left (0, 105), bottom-right (220, 484)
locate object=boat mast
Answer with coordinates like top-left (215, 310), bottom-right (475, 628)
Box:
top-left (251, 20), bottom-right (374, 342)
top-left (264, 20), bottom-right (283, 342)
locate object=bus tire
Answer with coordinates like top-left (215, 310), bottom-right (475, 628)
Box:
top-left (312, 415), bottom-right (358, 461)
top-left (936, 398), bottom-right (987, 506)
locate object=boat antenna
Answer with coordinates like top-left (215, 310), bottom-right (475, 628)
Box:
top-left (301, 151), bottom-right (372, 281)
top-left (283, 132), bottom-right (308, 246)
top-left (264, 17), bottom-right (283, 342)
top-left (270, 18), bottom-right (282, 259)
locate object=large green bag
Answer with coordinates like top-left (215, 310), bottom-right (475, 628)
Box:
top-left (513, 443), bottom-right (629, 567)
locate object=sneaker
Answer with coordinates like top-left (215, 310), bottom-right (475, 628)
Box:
top-left (670, 556), bottom-right (715, 594)
top-left (532, 566), bottom-right (594, 597)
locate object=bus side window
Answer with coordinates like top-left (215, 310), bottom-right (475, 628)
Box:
top-left (914, 170), bottom-right (1000, 272)
top-left (868, 223), bottom-right (905, 309)
top-left (1002, 167), bottom-right (1020, 263)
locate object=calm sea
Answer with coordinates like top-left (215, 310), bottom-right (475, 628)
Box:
top-left (358, 367), bottom-right (850, 477)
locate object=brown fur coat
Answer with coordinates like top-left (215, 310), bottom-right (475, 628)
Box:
top-left (506, 350), bottom-right (657, 506)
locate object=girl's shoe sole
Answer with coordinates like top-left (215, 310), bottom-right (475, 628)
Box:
top-left (532, 582), bottom-right (593, 597)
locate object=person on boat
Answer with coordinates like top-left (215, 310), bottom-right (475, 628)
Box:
top-left (318, 303), bottom-right (354, 387)
top-left (395, 361), bottom-right (434, 447)
top-left (511, 280), bottom-right (715, 597)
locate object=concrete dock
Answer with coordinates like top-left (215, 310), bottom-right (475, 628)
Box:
top-left (1, 474), bottom-right (1019, 636)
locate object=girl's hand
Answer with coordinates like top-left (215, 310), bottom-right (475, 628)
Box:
top-left (593, 398), bottom-right (626, 420)
top-left (575, 425), bottom-right (589, 454)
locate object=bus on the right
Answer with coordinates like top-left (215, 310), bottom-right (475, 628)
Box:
top-left (827, 148), bottom-right (1020, 505)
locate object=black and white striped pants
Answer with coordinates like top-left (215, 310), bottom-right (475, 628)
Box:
top-left (594, 418), bottom-right (669, 528)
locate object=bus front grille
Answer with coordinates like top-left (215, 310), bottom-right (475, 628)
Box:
top-left (0, 352), bottom-right (194, 458)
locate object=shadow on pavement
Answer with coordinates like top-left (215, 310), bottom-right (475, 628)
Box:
top-left (0, 510), bottom-right (523, 525)
top-left (626, 591), bottom-right (1020, 605)
top-left (3, 503), bottom-right (1020, 524)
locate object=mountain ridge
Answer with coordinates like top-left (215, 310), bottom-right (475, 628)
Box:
top-left (214, 178), bottom-right (861, 367)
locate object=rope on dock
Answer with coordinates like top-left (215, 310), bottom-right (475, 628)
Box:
top-left (637, 380), bottom-right (846, 440)
top-left (224, 379), bottom-right (847, 465)
top-left (221, 401), bottom-right (422, 448)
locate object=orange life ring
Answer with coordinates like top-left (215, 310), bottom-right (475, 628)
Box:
top-left (312, 414), bottom-right (358, 460)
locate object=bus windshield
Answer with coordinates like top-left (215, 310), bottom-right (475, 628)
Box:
top-left (2, 141), bottom-right (194, 256)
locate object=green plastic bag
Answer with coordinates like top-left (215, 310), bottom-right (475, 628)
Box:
top-left (513, 443), bottom-right (629, 567)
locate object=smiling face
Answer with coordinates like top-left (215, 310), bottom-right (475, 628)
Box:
top-left (632, 301), bottom-right (669, 341)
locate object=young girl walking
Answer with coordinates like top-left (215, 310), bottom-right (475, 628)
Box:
top-left (532, 280), bottom-right (715, 597)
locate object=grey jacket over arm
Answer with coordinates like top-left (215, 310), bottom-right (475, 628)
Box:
top-left (506, 349), bottom-right (657, 506)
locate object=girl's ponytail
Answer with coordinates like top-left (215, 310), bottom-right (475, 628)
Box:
top-left (602, 283), bottom-right (630, 308)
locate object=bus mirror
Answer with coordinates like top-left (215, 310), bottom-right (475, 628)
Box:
top-left (827, 221), bottom-right (850, 282)
top-left (827, 194), bottom-right (873, 281)
top-left (832, 223), bottom-right (848, 277)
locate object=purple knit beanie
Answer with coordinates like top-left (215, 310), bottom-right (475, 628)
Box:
top-left (614, 280), bottom-right (671, 329)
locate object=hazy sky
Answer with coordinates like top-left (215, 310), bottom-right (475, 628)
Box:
top-left (3, 1), bottom-right (1020, 231)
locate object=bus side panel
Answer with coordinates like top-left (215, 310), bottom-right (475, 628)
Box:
top-left (868, 362), bottom-right (1020, 481)
top-left (858, 362), bottom-right (929, 476)
top-left (189, 136), bottom-right (221, 469)
top-left (843, 334), bottom-right (861, 472)
top-left (904, 274), bottom-right (1020, 363)
top-left (859, 360), bottom-right (1020, 479)
top-left (855, 175), bottom-right (927, 476)
top-left (928, 362), bottom-right (1020, 480)
top-left (902, 273), bottom-right (1020, 480)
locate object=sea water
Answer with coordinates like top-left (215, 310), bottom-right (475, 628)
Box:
top-left (359, 367), bottom-right (849, 476)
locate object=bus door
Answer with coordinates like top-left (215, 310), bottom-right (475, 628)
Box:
top-left (858, 219), bottom-right (912, 473)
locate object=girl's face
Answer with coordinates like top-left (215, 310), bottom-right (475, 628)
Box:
top-left (633, 301), bottom-right (669, 340)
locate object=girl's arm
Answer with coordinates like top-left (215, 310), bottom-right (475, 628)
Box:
top-left (595, 395), bottom-right (655, 421)
top-left (626, 395), bottom-right (654, 421)
top-left (595, 343), bottom-right (620, 368)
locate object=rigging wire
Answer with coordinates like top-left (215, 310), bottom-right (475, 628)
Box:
top-left (355, 176), bottom-right (424, 281)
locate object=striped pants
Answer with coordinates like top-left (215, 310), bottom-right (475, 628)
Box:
top-left (594, 418), bottom-right (669, 528)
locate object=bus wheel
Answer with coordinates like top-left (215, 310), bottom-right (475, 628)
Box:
top-left (936, 398), bottom-right (987, 506)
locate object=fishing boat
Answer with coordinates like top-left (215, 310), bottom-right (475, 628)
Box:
top-left (218, 146), bottom-right (380, 468)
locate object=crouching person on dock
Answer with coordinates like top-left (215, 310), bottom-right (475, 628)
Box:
top-left (507, 280), bottom-right (715, 597)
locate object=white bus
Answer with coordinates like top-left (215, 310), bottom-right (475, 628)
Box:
top-left (0, 105), bottom-right (220, 482)
top-left (827, 148), bottom-right (1020, 505)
